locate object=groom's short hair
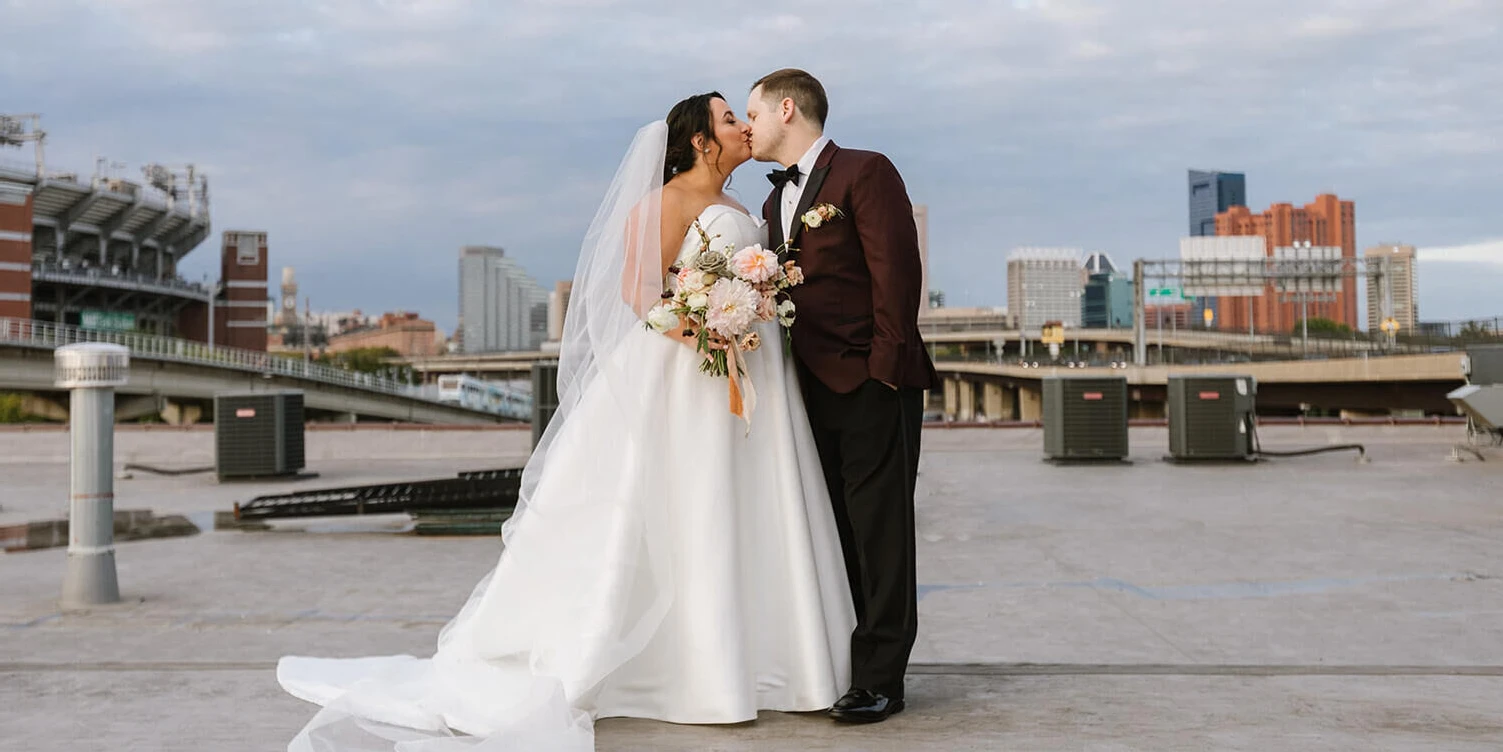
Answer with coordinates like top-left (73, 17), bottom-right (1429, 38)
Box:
top-left (753, 69), bottom-right (828, 128)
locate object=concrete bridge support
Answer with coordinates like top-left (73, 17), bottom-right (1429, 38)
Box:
top-left (957, 379), bottom-right (976, 422)
top-left (1019, 385), bottom-right (1042, 422)
top-left (116, 394), bottom-right (166, 422)
top-left (941, 376), bottom-right (979, 422)
top-left (18, 394), bottom-right (67, 421)
top-left (982, 382), bottom-right (1009, 422)
top-left (158, 400), bottom-right (203, 426)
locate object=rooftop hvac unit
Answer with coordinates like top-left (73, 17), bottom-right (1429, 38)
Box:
top-left (1042, 376), bottom-right (1129, 461)
top-left (215, 391), bottom-right (305, 480)
top-left (1167, 375), bottom-right (1256, 461)
top-left (1463, 345), bottom-right (1503, 386)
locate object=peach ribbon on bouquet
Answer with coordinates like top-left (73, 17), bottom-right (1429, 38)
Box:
top-left (724, 339), bottom-right (757, 433)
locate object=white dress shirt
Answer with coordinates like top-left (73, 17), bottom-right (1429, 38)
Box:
top-left (780, 135), bottom-right (830, 242)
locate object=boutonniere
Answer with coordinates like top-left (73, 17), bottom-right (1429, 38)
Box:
top-left (800, 203), bottom-right (844, 230)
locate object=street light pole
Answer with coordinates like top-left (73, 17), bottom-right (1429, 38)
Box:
top-left (1301, 296), bottom-right (1309, 355)
top-left (1132, 258), bottom-right (1146, 366)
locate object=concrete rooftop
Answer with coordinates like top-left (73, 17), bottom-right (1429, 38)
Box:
top-left (1, 425), bottom-right (1500, 751)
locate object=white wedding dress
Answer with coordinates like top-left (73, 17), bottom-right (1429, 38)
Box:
top-left (277, 203), bottom-right (855, 751)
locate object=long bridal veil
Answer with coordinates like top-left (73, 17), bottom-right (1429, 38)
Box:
top-left (278, 121), bottom-right (676, 751)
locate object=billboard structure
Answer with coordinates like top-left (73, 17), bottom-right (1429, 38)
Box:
top-left (1179, 236), bottom-right (1266, 297)
top-left (1272, 242), bottom-right (1342, 300)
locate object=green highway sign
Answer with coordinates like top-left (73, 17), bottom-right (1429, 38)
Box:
top-left (1147, 287), bottom-right (1190, 301)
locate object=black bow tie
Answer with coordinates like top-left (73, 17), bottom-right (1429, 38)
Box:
top-left (767, 164), bottom-right (801, 189)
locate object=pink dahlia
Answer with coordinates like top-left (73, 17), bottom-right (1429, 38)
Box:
top-left (730, 244), bottom-right (778, 284)
top-left (704, 277), bottom-right (761, 337)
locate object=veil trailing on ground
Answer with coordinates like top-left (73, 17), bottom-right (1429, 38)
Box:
top-left (278, 121), bottom-right (676, 751)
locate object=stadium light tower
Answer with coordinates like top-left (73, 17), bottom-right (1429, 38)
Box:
top-left (0, 113), bottom-right (47, 175)
top-left (140, 162), bottom-right (209, 215)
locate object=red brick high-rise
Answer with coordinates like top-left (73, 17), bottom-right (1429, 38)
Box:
top-left (216, 230), bottom-right (269, 350)
top-left (0, 183), bottom-right (33, 320)
top-left (1215, 194), bottom-right (1356, 333)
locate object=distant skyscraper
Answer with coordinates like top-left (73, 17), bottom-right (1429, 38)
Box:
top-left (547, 280), bottom-right (573, 342)
top-left (1079, 253), bottom-right (1128, 328)
top-left (1188, 170), bottom-right (1245, 326)
top-left (1365, 244), bottom-right (1418, 334)
top-left (913, 204), bottom-right (929, 313)
top-left (1188, 170), bottom-right (1247, 237)
top-left (1007, 248), bottom-right (1083, 330)
top-left (1082, 251), bottom-right (1118, 275)
top-left (1216, 193), bottom-right (1358, 332)
top-left (1082, 272), bottom-right (1133, 329)
top-left (459, 245), bottom-right (549, 353)
top-left (1080, 251), bottom-right (1118, 290)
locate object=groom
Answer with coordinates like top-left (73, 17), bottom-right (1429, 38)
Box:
top-left (747, 68), bottom-right (937, 724)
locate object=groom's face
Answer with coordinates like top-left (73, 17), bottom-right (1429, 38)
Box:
top-left (745, 86), bottom-right (785, 163)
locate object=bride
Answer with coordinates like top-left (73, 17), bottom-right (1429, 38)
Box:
top-left (275, 92), bottom-right (856, 751)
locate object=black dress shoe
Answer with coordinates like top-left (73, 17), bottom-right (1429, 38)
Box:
top-left (828, 688), bottom-right (905, 723)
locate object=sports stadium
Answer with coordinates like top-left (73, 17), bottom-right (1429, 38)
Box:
top-left (1, 113), bottom-right (219, 341)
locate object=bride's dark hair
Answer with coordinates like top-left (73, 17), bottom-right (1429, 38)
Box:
top-left (663, 92), bottom-right (725, 184)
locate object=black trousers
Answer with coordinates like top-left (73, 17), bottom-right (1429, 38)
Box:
top-left (798, 362), bottom-right (923, 699)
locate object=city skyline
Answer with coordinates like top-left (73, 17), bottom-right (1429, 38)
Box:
top-left (458, 245), bottom-right (548, 354)
top-left (4, 1), bottom-right (1499, 331)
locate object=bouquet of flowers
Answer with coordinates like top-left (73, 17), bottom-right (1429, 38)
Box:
top-left (645, 221), bottom-right (804, 425)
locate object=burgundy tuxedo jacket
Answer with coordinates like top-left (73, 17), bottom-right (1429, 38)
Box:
top-left (763, 141), bottom-right (938, 394)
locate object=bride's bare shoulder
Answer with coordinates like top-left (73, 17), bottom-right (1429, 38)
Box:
top-left (717, 194), bottom-right (752, 216)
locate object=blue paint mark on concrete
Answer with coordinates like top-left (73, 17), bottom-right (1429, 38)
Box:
top-left (2, 613), bottom-right (61, 630)
top-left (917, 583), bottom-right (984, 601)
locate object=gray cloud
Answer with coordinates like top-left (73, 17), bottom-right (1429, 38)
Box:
top-left (2, 0), bottom-right (1499, 331)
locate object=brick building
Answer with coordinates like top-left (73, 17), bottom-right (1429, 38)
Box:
top-left (1215, 194), bottom-right (1356, 333)
top-left (325, 311), bottom-right (443, 358)
top-left (0, 183), bottom-right (32, 320)
top-left (214, 231), bottom-right (270, 350)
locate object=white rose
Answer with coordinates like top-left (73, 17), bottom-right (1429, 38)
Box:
top-left (646, 304), bottom-right (679, 333)
top-left (678, 268), bottom-right (707, 293)
top-left (802, 210), bottom-right (822, 228)
top-left (686, 292), bottom-right (710, 311)
top-left (777, 299), bottom-right (797, 326)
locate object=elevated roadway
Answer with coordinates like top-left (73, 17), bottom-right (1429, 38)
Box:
top-left (395, 328), bottom-right (1424, 382)
top-left (0, 318), bottom-right (507, 424)
top-left (934, 353), bottom-right (1468, 421)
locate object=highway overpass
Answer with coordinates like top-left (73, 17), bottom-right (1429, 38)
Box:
top-left (934, 352), bottom-right (1468, 422)
top-left (1, 318), bottom-right (510, 425)
top-left (394, 327), bottom-right (1432, 383)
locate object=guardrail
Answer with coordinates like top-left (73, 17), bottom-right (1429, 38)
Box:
top-left (922, 321), bottom-right (1501, 365)
top-left (0, 317), bottom-right (424, 399)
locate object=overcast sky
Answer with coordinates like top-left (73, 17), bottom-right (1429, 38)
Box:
top-left (3, 0), bottom-right (1499, 333)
